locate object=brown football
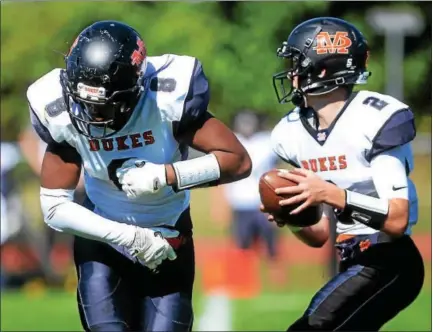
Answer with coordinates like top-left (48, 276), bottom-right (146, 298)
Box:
top-left (259, 169), bottom-right (321, 227)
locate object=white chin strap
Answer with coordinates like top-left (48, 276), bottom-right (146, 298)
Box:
top-left (307, 85), bottom-right (339, 97)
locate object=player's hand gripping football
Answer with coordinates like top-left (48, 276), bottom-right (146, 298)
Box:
top-left (259, 204), bottom-right (286, 228)
top-left (128, 227), bottom-right (178, 270)
top-left (117, 159), bottom-right (167, 198)
top-left (275, 168), bottom-right (335, 214)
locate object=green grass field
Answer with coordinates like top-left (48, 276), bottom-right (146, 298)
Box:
top-left (1, 263), bottom-right (431, 331)
top-left (1, 284), bottom-right (431, 331)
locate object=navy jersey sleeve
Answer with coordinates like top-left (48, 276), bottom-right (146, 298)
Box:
top-left (29, 104), bottom-right (57, 145)
top-left (366, 108), bottom-right (416, 162)
top-left (173, 59), bottom-right (213, 140)
top-left (29, 104), bottom-right (71, 148)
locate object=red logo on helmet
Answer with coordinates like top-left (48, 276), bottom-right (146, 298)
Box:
top-left (68, 37), bottom-right (79, 56)
top-left (313, 32), bottom-right (352, 55)
top-left (131, 38), bottom-right (146, 66)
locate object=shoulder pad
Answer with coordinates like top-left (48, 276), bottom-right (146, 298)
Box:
top-left (353, 91), bottom-right (415, 161)
top-left (144, 54), bottom-right (198, 122)
top-left (27, 69), bottom-right (74, 144)
top-left (143, 54), bottom-right (172, 78)
top-left (352, 90), bottom-right (409, 140)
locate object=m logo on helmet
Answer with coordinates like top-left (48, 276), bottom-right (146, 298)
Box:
top-left (131, 38), bottom-right (146, 66)
top-left (313, 32), bottom-right (352, 55)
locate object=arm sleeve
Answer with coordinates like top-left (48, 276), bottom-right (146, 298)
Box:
top-left (173, 59), bottom-right (213, 140)
top-left (40, 187), bottom-right (136, 246)
top-left (370, 144), bottom-right (412, 200)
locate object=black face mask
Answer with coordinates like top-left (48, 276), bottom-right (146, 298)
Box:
top-left (272, 49), bottom-right (313, 106)
top-left (61, 70), bottom-right (143, 139)
top-left (71, 101), bottom-right (121, 137)
top-left (69, 95), bottom-right (140, 139)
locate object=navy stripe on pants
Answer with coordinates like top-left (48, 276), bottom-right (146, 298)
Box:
top-left (288, 235), bottom-right (424, 331)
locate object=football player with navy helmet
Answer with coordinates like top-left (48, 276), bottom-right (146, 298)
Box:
top-left (28, 21), bottom-right (251, 331)
top-left (265, 17), bottom-right (424, 330)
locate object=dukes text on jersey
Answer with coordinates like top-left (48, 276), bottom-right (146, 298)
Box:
top-left (300, 155), bottom-right (347, 172)
top-left (88, 130), bottom-right (155, 152)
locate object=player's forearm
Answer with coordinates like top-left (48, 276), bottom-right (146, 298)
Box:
top-left (326, 186), bottom-right (409, 237)
top-left (210, 150), bottom-right (252, 184)
top-left (289, 216), bottom-right (329, 248)
top-left (381, 198), bottom-right (409, 236)
top-left (323, 184), bottom-right (346, 210)
top-left (40, 187), bottom-right (136, 246)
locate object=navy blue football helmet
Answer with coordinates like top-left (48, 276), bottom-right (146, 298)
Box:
top-left (273, 17), bottom-right (371, 106)
top-left (60, 21), bottom-right (147, 138)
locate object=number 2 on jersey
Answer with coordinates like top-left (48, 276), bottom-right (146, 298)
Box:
top-left (362, 96), bottom-right (389, 111)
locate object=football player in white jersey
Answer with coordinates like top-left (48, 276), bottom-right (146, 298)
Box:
top-left (264, 17), bottom-right (424, 331)
top-left (28, 21), bottom-right (251, 331)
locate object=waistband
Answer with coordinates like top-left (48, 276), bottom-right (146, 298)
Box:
top-left (166, 234), bottom-right (191, 250)
top-left (335, 232), bottom-right (397, 262)
top-left (336, 232), bottom-right (396, 244)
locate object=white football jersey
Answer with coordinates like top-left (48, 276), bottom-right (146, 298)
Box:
top-left (271, 90), bottom-right (418, 235)
top-left (27, 54), bottom-right (210, 229)
top-left (224, 131), bottom-right (278, 210)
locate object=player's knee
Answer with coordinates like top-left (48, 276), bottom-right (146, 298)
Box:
top-left (88, 322), bottom-right (129, 332)
top-left (146, 294), bottom-right (193, 332)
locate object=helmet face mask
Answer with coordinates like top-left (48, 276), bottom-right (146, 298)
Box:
top-left (273, 45), bottom-right (313, 104)
top-left (273, 17), bottom-right (371, 106)
top-left (61, 21), bottom-right (147, 139)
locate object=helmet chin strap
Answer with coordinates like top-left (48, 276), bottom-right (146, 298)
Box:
top-left (292, 84), bottom-right (340, 108)
top-left (292, 75), bottom-right (348, 106)
top-left (308, 86), bottom-right (339, 96)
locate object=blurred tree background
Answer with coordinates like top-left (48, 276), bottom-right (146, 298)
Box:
top-left (1, 1), bottom-right (431, 140)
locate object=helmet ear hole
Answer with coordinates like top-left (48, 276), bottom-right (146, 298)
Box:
top-left (309, 65), bottom-right (325, 78)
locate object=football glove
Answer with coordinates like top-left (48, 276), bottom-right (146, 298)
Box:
top-left (128, 226), bottom-right (178, 270)
top-left (116, 159), bottom-right (167, 198)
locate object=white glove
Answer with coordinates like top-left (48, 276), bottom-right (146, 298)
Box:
top-left (128, 226), bottom-right (178, 270)
top-left (116, 159), bottom-right (167, 199)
